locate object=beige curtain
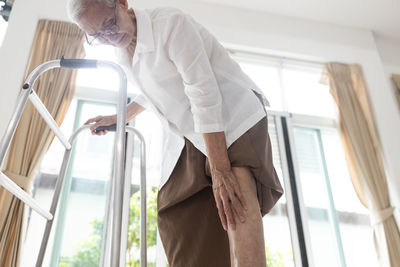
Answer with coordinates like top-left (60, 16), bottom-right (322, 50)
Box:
top-left (392, 74), bottom-right (400, 109)
top-left (323, 63), bottom-right (400, 267)
top-left (0, 20), bottom-right (85, 267)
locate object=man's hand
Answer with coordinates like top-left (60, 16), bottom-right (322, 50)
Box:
top-left (83, 101), bottom-right (146, 136)
top-left (203, 131), bottom-right (248, 231)
top-left (84, 115), bottom-right (116, 135)
top-left (211, 167), bottom-right (248, 231)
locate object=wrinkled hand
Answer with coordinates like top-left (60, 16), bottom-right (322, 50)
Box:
top-left (84, 115), bottom-right (116, 136)
top-left (211, 168), bottom-right (248, 231)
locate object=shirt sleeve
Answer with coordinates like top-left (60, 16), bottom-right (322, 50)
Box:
top-left (165, 12), bottom-right (225, 133)
top-left (132, 94), bottom-right (149, 109)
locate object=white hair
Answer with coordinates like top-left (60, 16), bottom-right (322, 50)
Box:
top-left (66, 0), bottom-right (116, 23)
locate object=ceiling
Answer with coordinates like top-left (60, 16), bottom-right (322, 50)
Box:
top-left (200, 0), bottom-right (400, 40)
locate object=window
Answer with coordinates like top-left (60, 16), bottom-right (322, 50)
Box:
top-left (262, 116), bottom-right (295, 266)
top-left (320, 129), bottom-right (376, 267)
top-left (283, 65), bottom-right (337, 118)
top-left (233, 51), bottom-right (378, 266)
top-left (238, 60), bottom-right (283, 111)
top-left (21, 45), bottom-right (378, 267)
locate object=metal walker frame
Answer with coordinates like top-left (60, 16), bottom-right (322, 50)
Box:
top-left (0, 58), bottom-right (147, 267)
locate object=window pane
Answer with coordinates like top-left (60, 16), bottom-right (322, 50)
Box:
top-left (57, 102), bottom-right (116, 265)
top-left (292, 126), bottom-right (341, 267)
top-left (283, 66), bottom-right (337, 118)
top-left (76, 44), bottom-right (119, 91)
top-left (72, 102), bottom-right (116, 181)
top-left (131, 111), bottom-right (163, 188)
top-left (21, 99), bottom-right (77, 266)
top-left (236, 60), bottom-right (283, 111)
top-left (23, 101), bottom-right (117, 266)
top-left (40, 100), bottom-right (77, 174)
top-left (75, 43), bottom-right (140, 95)
top-left (127, 110), bottom-right (164, 266)
top-left (321, 128), bottom-right (379, 267)
top-left (292, 126), bottom-right (379, 267)
top-left (263, 116), bottom-right (294, 266)
top-left (21, 186), bottom-right (57, 266)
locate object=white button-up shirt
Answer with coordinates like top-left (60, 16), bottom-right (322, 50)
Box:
top-left (116, 7), bottom-right (269, 190)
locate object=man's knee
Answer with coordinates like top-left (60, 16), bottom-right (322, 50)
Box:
top-left (231, 167), bottom-right (258, 202)
top-left (231, 166), bottom-right (261, 220)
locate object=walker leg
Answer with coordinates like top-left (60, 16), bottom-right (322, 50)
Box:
top-left (0, 88), bottom-right (31, 164)
top-left (35, 148), bottom-right (73, 267)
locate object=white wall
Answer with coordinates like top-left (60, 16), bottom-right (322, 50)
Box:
top-left (1, 0), bottom-right (399, 210)
top-left (374, 35), bottom-right (400, 99)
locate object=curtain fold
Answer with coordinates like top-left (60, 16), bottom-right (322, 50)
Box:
top-left (0, 19), bottom-right (85, 267)
top-left (392, 74), bottom-right (400, 109)
top-left (324, 63), bottom-right (400, 267)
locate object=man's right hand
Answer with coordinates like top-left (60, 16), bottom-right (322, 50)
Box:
top-left (84, 115), bottom-right (117, 136)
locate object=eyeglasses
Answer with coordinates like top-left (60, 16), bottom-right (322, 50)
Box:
top-left (85, 3), bottom-right (119, 45)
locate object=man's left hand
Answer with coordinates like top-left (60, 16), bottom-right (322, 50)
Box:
top-left (211, 167), bottom-right (248, 231)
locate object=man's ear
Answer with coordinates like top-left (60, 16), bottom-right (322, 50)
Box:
top-left (117, 0), bottom-right (129, 10)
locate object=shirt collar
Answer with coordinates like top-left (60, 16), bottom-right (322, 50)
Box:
top-left (133, 8), bottom-right (155, 54)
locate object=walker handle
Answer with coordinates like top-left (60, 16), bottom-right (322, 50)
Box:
top-left (95, 124), bottom-right (117, 132)
top-left (60, 56), bottom-right (98, 69)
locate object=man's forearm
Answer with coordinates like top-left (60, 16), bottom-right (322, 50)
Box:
top-left (202, 132), bottom-right (231, 172)
top-left (126, 101), bottom-right (146, 122)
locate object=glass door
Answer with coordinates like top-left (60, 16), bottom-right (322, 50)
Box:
top-left (50, 100), bottom-right (116, 266)
top-left (288, 120), bottom-right (377, 267)
top-left (262, 115), bottom-right (296, 267)
top-left (125, 110), bottom-right (164, 267)
top-left (291, 125), bottom-right (345, 267)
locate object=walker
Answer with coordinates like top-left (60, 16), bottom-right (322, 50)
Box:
top-left (0, 58), bottom-right (147, 267)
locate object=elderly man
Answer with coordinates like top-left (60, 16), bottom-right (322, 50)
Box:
top-left (67, 0), bottom-right (283, 266)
